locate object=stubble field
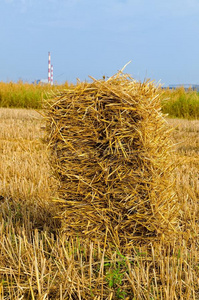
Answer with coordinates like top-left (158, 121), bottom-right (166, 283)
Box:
top-left (0, 108), bottom-right (198, 299)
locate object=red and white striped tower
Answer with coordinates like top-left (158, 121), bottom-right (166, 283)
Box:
top-left (48, 52), bottom-right (51, 84)
top-left (51, 65), bottom-right (53, 85)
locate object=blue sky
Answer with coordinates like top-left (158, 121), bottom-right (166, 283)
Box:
top-left (1, 0), bottom-right (199, 85)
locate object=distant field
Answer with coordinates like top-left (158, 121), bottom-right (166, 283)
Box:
top-left (161, 87), bottom-right (199, 119)
top-left (0, 81), bottom-right (70, 109)
top-left (0, 108), bottom-right (198, 299)
top-left (0, 81), bottom-right (199, 118)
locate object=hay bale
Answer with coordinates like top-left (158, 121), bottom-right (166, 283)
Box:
top-left (45, 72), bottom-right (178, 246)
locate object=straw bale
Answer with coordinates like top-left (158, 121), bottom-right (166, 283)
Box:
top-left (45, 72), bottom-right (178, 246)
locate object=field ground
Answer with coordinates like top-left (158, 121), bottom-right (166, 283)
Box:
top-left (0, 108), bottom-right (198, 299)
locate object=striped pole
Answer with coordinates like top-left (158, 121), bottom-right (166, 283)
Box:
top-left (48, 52), bottom-right (51, 84)
top-left (51, 65), bottom-right (53, 85)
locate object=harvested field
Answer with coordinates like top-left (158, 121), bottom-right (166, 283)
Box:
top-left (0, 108), bottom-right (198, 299)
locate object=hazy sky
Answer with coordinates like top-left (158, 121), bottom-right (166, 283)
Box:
top-left (1, 0), bottom-right (199, 85)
